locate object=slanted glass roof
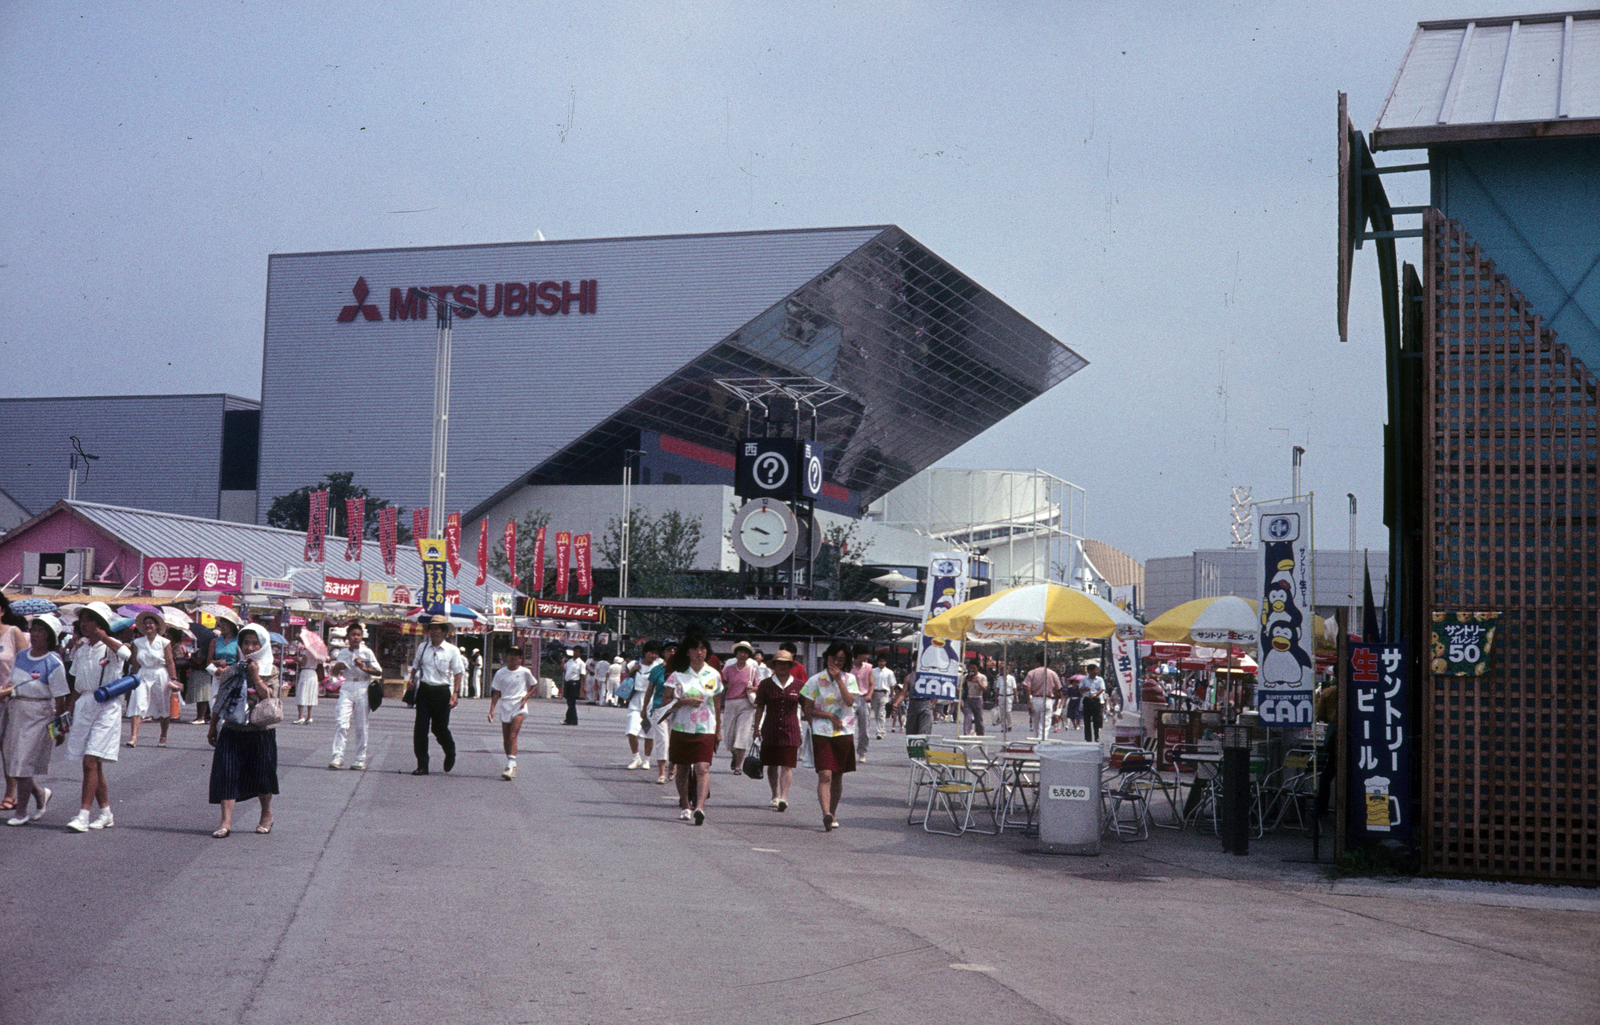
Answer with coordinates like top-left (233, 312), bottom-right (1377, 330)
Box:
top-left (521, 226), bottom-right (1086, 510)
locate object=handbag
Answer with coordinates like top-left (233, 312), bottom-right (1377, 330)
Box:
top-left (614, 673), bottom-right (636, 704)
top-left (367, 681), bottom-right (384, 712)
top-left (402, 644), bottom-right (422, 707)
top-left (249, 689), bottom-right (284, 727)
top-left (742, 737), bottom-right (764, 779)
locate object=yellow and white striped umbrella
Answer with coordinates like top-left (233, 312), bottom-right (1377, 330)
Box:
top-left (1143, 595), bottom-right (1260, 646)
top-left (924, 582), bottom-right (1144, 642)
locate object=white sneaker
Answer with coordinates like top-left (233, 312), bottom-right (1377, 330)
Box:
top-left (328, 758), bottom-right (344, 770)
top-left (501, 764), bottom-right (517, 780)
top-left (626, 755), bottom-right (644, 770)
top-left (89, 810), bottom-right (114, 830)
top-left (679, 808), bottom-right (693, 821)
top-left (66, 810), bottom-right (91, 833)
top-left (350, 762), bottom-right (365, 771)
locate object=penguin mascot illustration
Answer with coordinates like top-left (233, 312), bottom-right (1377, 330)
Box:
top-left (1259, 622), bottom-right (1304, 686)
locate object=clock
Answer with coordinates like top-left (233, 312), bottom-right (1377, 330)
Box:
top-left (732, 498), bottom-right (799, 568)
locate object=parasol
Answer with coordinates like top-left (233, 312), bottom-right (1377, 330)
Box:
top-left (924, 582), bottom-right (1144, 642)
top-left (299, 629), bottom-right (329, 664)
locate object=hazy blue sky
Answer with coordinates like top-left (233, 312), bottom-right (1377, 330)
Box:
top-left (0, 2), bottom-right (1519, 560)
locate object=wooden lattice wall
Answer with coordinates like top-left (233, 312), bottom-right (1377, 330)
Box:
top-left (1421, 210), bottom-right (1600, 882)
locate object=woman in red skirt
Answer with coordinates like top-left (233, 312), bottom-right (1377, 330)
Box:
top-left (665, 634), bottom-right (721, 825)
top-left (800, 641), bottom-right (860, 832)
top-left (753, 648), bottom-right (803, 811)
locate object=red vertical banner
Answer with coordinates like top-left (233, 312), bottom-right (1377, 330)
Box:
top-left (445, 513), bottom-right (462, 577)
top-left (344, 497), bottom-right (365, 562)
top-left (413, 508), bottom-right (430, 557)
top-left (554, 531), bottom-right (571, 595)
top-left (503, 520), bottom-right (518, 588)
top-left (304, 490), bottom-right (329, 563)
top-left (573, 533), bottom-right (592, 595)
top-left (475, 519), bottom-right (488, 586)
top-left (378, 507), bottom-right (398, 575)
top-left (532, 526), bottom-right (546, 594)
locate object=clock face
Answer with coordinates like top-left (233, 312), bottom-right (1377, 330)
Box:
top-left (732, 499), bottom-right (799, 568)
top-left (741, 508), bottom-right (789, 555)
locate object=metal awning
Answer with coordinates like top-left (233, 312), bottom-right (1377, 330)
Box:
top-left (602, 596), bottom-right (920, 641)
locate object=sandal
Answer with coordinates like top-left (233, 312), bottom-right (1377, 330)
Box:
top-left (255, 822), bottom-right (273, 834)
top-left (0, 799), bottom-right (16, 813)
top-left (212, 827), bottom-right (231, 839)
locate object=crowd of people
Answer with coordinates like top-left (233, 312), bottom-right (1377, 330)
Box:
top-left (3, 589), bottom-right (1124, 839)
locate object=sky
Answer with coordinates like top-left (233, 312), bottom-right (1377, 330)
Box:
top-left (0, 1), bottom-right (1532, 562)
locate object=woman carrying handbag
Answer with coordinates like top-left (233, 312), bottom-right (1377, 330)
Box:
top-left (207, 624), bottom-right (280, 838)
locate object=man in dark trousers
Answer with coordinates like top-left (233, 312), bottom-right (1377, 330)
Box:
top-left (561, 647), bottom-right (585, 725)
top-left (410, 615), bottom-right (465, 774)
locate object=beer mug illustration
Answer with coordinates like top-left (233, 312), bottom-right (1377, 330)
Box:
top-left (1364, 776), bottom-right (1401, 831)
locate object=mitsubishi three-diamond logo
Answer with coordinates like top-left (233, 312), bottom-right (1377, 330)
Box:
top-left (337, 277), bottom-right (383, 322)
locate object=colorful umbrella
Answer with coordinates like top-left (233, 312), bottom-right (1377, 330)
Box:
top-left (1143, 595), bottom-right (1260, 646)
top-left (923, 582), bottom-right (1144, 642)
top-left (299, 629), bottom-right (329, 664)
top-left (9, 597), bottom-right (58, 616)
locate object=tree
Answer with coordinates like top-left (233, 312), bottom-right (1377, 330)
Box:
top-left (813, 520), bottom-right (885, 602)
top-left (487, 508), bottom-right (552, 593)
top-left (599, 508), bottom-right (706, 637)
top-left (265, 471), bottom-right (412, 542)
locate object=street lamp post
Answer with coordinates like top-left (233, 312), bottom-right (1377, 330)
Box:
top-left (619, 448), bottom-right (643, 643)
top-left (408, 288), bottom-right (476, 536)
top-left (1291, 445), bottom-right (1306, 501)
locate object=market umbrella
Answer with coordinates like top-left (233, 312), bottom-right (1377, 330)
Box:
top-left (117, 602), bottom-right (160, 618)
top-left (924, 582), bottom-right (1144, 642)
top-left (194, 603), bottom-right (243, 627)
top-left (9, 597), bottom-right (57, 616)
top-left (1143, 596), bottom-right (1260, 646)
top-left (406, 604), bottom-right (483, 629)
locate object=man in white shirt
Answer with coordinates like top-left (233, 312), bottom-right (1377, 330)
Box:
top-left (409, 615), bottom-right (466, 775)
top-left (869, 655), bottom-right (895, 740)
top-left (328, 622), bottom-right (382, 771)
top-left (992, 664), bottom-right (1016, 732)
top-left (561, 648), bottom-right (585, 725)
top-left (1081, 663), bottom-right (1108, 743)
top-left (1023, 656), bottom-right (1062, 741)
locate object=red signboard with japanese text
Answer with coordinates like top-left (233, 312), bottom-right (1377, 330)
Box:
top-left (532, 599), bottom-right (602, 622)
top-left (504, 520), bottom-right (518, 588)
top-left (531, 525), bottom-right (546, 593)
top-left (143, 557), bottom-right (243, 594)
top-left (475, 519), bottom-right (488, 586)
top-left (573, 533), bottom-right (592, 595)
top-left (323, 576), bottom-right (363, 601)
top-left (554, 531), bottom-right (571, 595)
top-left (445, 513), bottom-right (462, 577)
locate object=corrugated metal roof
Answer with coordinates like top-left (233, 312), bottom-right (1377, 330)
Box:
top-left (1373, 10), bottom-right (1600, 148)
top-left (64, 500), bottom-right (517, 609)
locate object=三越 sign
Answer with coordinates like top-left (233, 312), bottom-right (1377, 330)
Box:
top-left (1348, 641), bottom-right (1410, 842)
top-left (144, 557), bottom-right (243, 594)
top-left (1430, 611), bottom-right (1500, 676)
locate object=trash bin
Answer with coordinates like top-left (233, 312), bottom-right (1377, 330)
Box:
top-left (1037, 741), bottom-right (1103, 854)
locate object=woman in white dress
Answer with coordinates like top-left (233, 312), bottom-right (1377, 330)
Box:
top-left (64, 602), bottom-right (130, 832)
top-left (290, 637), bottom-right (322, 724)
top-left (128, 610), bottom-right (178, 747)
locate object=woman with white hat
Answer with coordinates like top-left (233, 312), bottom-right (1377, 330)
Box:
top-left (4, 613), bottom-right (70, 826)
top-left (63, 601), bottom-right (130, 832)
top-left (127, 609), bottom-right (179, 748)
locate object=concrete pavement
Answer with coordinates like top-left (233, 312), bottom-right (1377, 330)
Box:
top-left (2, 699), bottom-right (1594, 1025)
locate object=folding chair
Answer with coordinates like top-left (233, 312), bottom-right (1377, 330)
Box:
top-left (996, 742), bottom-right (1040, 833)
top-left (1103, 752), bottom-right (1154, 841)
top-left (906, 735), bottom-right (938, 823)
top-left (921, 748), bottom-right (1000, 836)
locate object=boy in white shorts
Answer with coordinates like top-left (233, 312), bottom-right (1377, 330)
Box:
top-left (487, 648), bottom-right (535, 780)
top-left (624, 641), bottom-right (660, 769)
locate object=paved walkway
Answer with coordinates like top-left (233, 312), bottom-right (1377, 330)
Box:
top-left (3, 700), bottom-right (1594, 1025)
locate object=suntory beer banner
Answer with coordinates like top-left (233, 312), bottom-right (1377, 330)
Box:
top-left (554, 531), bottom-right (571, 595)
top-left (445, 513), bottom-right (463, 577)
top-left (304, 490), bottom-right (329, 563)
top-left (378, 507), bottom-right (398, 575)
top-left (476, 519), bottom-right (489, 587)
top-left (915, 551), bottom-right (966, 700)
top-left (1256, 502), bottom-right (1315, 724)
top-left (504, 520), bottom-right (519, 588)
top-left (344, 497), bottom-right (365, 562)
top-left (418, 538), bottom-right (447, 612)
top-left (1111, 633), bottom-right (1139, 712)
top-left (574, 533), bottom-right (592, 595)
top-left (1349, 641), bottom-right (1411, 843)
top-left (532, 526), bottom-right (546, 594)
